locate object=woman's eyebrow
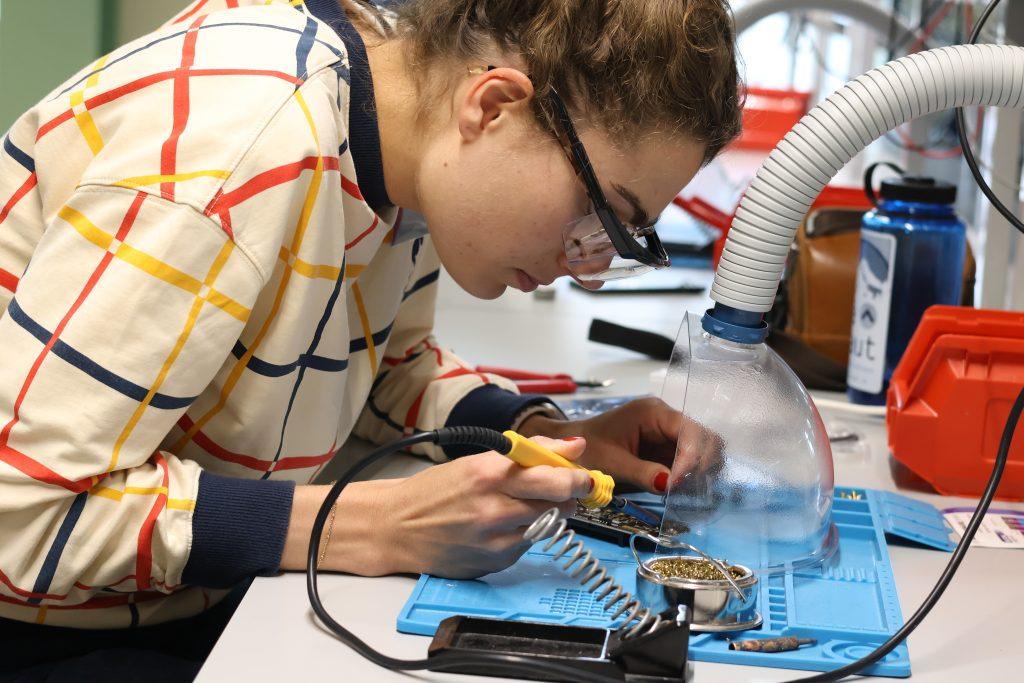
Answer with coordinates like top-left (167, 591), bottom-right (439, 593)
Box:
top-left (612, 183), bottom-right (655, 228)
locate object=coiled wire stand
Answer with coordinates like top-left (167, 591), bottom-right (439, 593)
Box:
top-left (524, 507), bottom-right (665, 639)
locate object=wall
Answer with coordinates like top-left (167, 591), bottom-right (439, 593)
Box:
top-left (0, 0), bottom-right (190, 131)
top-left (115, 0), bottom-right (190, 45)
top-left (0, 0), bottom-right (105, 130)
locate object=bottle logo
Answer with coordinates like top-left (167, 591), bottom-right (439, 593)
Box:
top-left (847, 230), bottom-right (897, 394)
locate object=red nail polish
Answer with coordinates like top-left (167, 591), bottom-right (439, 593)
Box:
top-left (587, 477), bottom-right (595, 492)
top-left (653, 472), bottom-right (668, 493)
top-left (564, 436), bottom-right (582, 442)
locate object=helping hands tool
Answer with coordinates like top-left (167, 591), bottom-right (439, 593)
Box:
top-left (476, 365), bottom-right (614, 394)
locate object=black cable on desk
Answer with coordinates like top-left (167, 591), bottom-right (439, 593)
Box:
top-left (783, 385), bottom-right (1024, 682)
top-left (305, 427), bottom-right (627, 683)
top-left (954, 0), bottom-right (1024, 236)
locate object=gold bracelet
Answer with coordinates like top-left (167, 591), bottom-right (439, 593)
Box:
top-left (317, 501), bottom-right (339, 568)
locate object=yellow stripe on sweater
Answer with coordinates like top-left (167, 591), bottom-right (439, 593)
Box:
top-left (70, 55), bottom-right (108, 155)
top-left (91, 485), bottom-right (195, 510)
top-left (107, 240), bottom-right (237, 472)
top-left (114, 170), bottom-right (231, 189)
top-left (351, 282), bottom-right (377, 373)
top-left (57, 205), bottom-right (249, 323)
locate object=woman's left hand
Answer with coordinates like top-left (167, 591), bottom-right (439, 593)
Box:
top-left (519, 396), bottom-right (716, 494)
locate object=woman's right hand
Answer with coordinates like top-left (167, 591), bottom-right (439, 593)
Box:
top-left (280, 436), bottom-right (592, 579)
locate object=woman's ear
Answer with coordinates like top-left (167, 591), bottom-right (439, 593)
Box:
top-left (457, 67), bottom-right (534, 142)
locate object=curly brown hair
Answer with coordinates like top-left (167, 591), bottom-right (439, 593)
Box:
top-left (385, 0), bottom-right (743, 163)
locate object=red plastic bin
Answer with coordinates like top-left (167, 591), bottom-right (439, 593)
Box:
top-left (734, 87), bottom-right (812, 151)
top-left (886, 305), bottom-right (1024, 501)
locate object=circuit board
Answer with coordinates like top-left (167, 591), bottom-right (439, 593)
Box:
top-left (568, 501), bottom-right (662, 544)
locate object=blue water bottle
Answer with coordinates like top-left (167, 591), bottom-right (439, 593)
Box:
top-left (847, 163), bottom-right (967, 405)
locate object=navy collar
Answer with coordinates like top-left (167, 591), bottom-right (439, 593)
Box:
top-left (305, 0), bottom-right (392, 214)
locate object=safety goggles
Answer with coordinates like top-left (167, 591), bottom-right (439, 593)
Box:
top-left (545, 88), bottom-right (671, 281)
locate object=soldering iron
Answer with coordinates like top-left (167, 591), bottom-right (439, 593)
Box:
top-left (501, 430), bottom-right (663, 527)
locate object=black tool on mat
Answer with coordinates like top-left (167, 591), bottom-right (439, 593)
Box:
top-left (428, 607), bottom-right (691, 683)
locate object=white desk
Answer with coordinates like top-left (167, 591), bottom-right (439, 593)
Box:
top-left (198, 272), bottom-right (1024, 682)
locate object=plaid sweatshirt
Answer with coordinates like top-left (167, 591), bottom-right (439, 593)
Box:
top-left (0, 0), bottom-right (552, 628)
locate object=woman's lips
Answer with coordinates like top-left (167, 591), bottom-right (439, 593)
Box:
top-left (514, 269), bottom-right (539, 292)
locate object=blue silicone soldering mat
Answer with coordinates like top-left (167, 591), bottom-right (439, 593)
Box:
top-left (397, 487), bottom-right (945, 678)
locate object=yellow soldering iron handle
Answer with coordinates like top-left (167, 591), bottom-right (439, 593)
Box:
top-left (502, 431), bottom-right (614, 509)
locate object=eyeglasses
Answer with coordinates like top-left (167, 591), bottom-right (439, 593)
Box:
top-left (544, 87), bottom-right (671, 282)
top-left (468, 66), bottom-right (671, 282)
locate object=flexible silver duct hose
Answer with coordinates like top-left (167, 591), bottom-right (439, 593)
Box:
top-left (711, 44), bottom-right (1024, 313)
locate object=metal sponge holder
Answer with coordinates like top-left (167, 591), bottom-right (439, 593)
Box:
top-left (631, 534), bottom-right (761, 633)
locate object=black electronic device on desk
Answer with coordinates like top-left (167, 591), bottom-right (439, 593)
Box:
top-left (428, 608), bottom-right (691, 683)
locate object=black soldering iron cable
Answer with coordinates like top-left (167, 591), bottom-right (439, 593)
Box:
top-left (782, 384), bottom-right (1024, 682)
top-left (954, 0), bottom-right (1023, 235)
top-left (305, 428), bottom-right (627, 683)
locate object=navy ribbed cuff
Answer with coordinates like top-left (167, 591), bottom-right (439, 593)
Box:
top-left (443, 385), bottom-right (552, 457)
top-left (182, 472), bottom-right (295, 589)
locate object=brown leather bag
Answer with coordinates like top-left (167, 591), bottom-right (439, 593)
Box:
top-left (770, 206), bottom-right (976, 390)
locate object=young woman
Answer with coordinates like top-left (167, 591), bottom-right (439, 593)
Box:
top-left (0, 0), bottom-right (740, 676)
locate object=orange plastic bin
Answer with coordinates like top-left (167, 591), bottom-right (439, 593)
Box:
top-left (735, 87), bottom-right (812, 151)
top-left (886, 305), bottom-right (1024, 500)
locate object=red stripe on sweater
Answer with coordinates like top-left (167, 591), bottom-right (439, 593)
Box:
top-left (134, 452), bottom-right (169, 590)
top-left (160, 15), bottom-right (204, 201)
top-left (176, 414), bottom-right (336, 472)
top-left (0, 173), bottom-right (37, 227)
top-left (0, 268), bottom-right (19, 294)
top-left (37, 70), bottom-right (303, 140)
top-left (205, 156), bottom-right (340, 215)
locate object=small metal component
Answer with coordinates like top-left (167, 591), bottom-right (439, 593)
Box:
top-left (828, 430), bottom-right (860, 443)
top-left (524, 508), bottom-right (663, 639)
top-left (728, 636), bottom-right (817, 653)
top-left (839, 490), bottom-right (865, 500)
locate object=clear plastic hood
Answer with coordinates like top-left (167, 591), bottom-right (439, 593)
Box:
top-left (659, 313), bottom-right (836, 572)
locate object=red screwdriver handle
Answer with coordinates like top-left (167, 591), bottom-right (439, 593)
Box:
top-left (475, 365), bottom-right (572, 381)
top-left (512, 378), bottom-right (579, 394)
